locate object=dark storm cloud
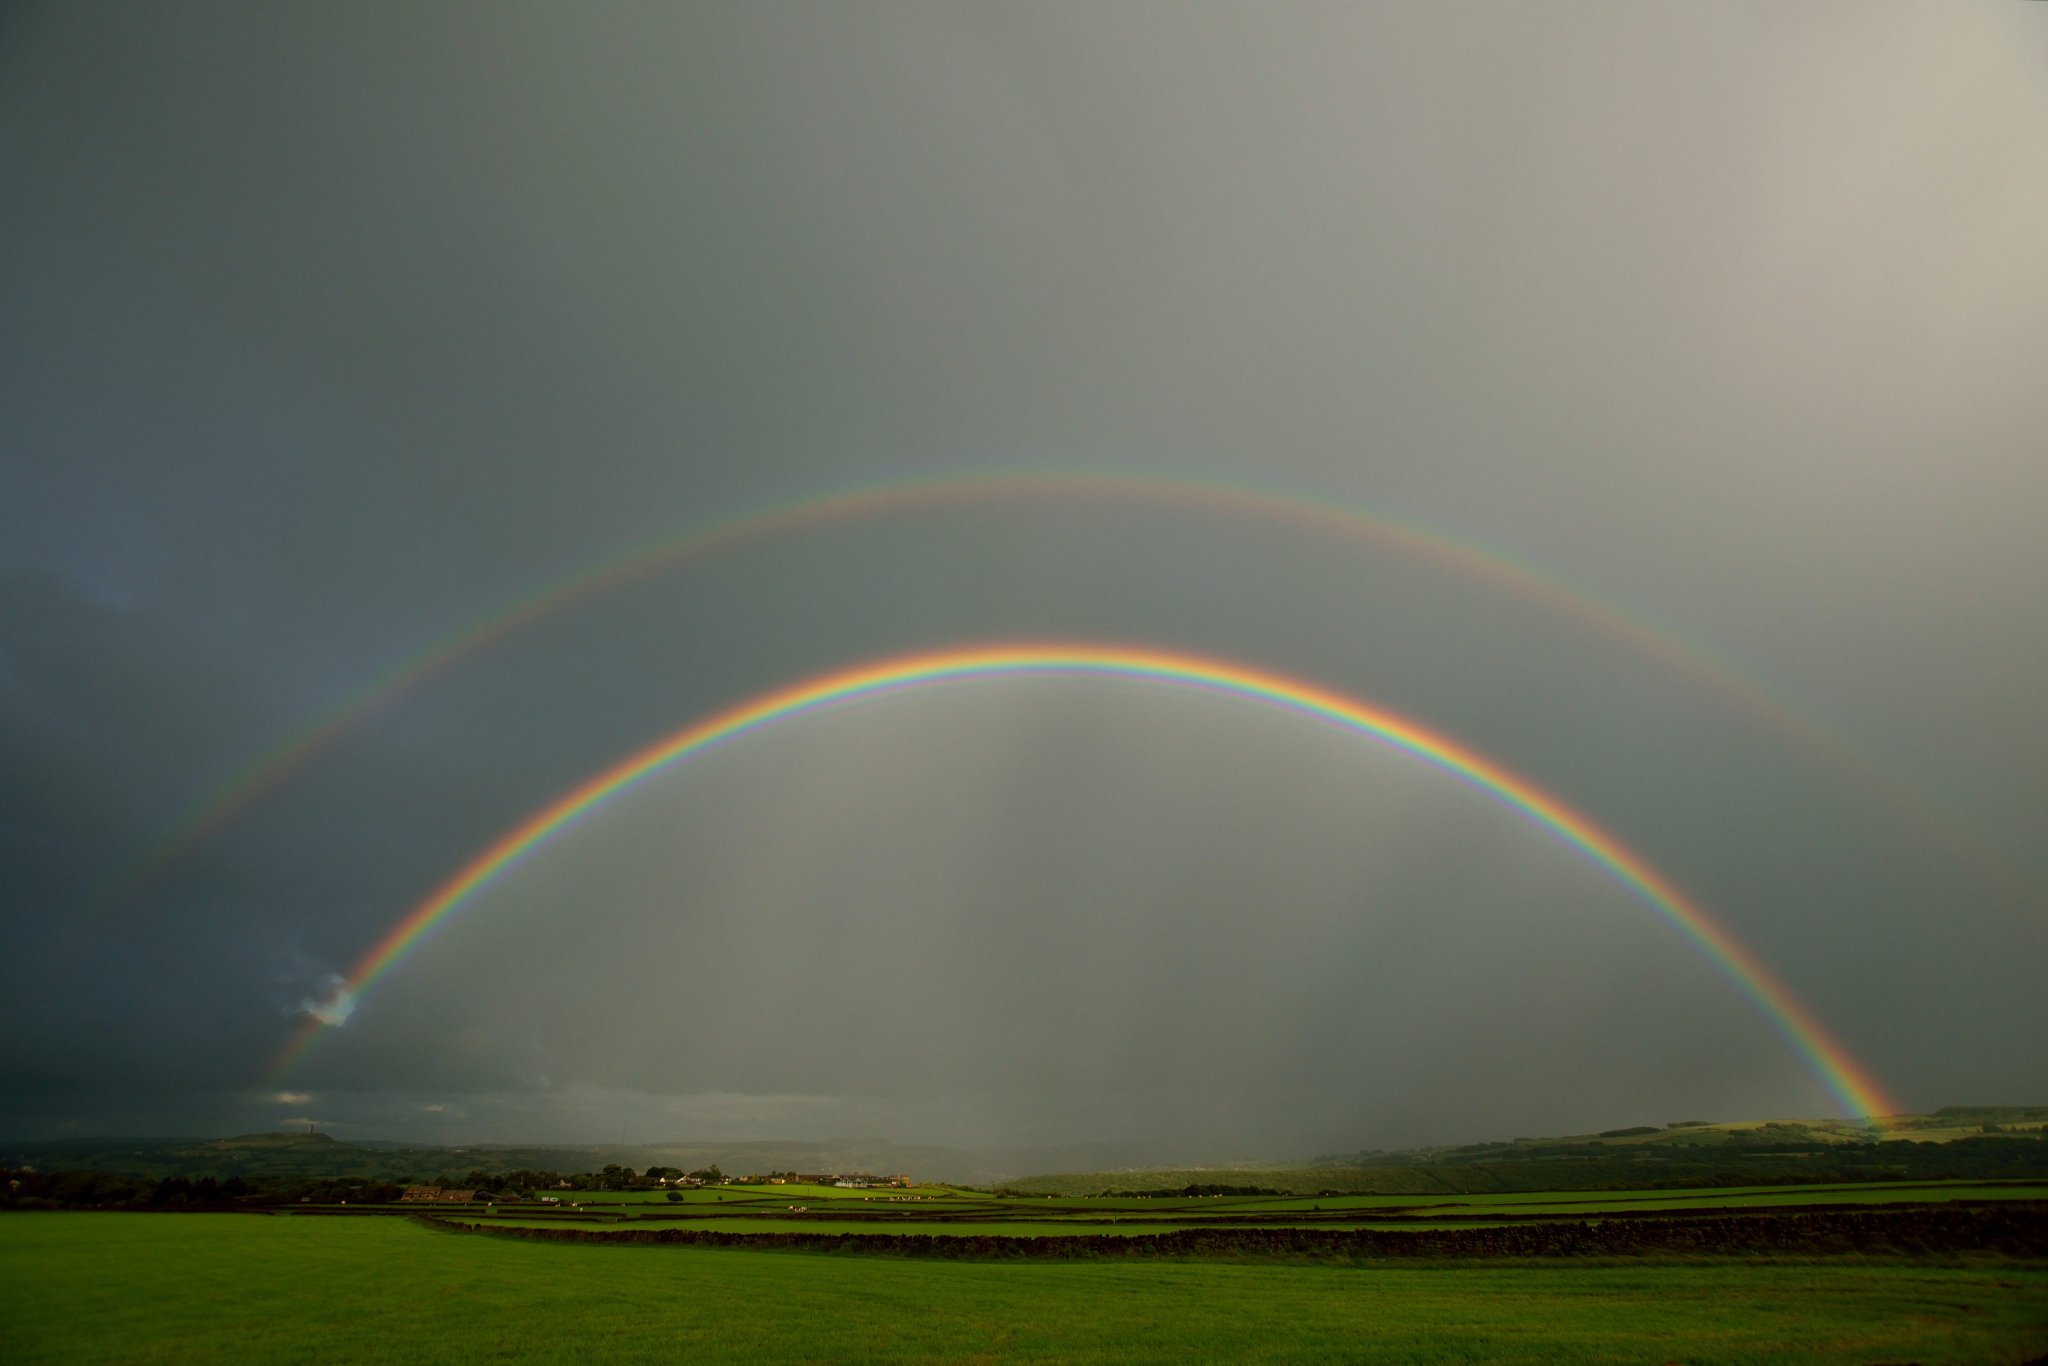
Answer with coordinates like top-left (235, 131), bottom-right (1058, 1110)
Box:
top-left (3, 1), bottom-right (2044, 1149)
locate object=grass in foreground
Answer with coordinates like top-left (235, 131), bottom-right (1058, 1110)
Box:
top-left (5, 1213), bottom-right (2047, 1363)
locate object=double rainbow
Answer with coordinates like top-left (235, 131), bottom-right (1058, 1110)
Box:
top-left (112, 469), bottom-right (2010, 914)
top-left (270, 641), bottom-right (1899, 1122)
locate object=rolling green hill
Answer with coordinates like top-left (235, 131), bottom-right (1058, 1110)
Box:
top-left (0, 1132), bottom-right (1140, 1187)
top-left (9, 1107), bottom-right (2044, 1191)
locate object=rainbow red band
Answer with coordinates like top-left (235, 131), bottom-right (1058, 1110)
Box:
top-left (270, 642), bottom-right (1899, 1122)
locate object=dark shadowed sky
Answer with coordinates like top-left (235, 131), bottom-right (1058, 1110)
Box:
top-left (4, 1), bottom-right (2045, 1157)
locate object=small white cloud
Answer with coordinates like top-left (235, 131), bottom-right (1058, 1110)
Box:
top-left (275, 1091), bottom-right (312, 1105)
top-left (297, 979), bottom-right (356, 1026)
top-left (422, 1104), bottom-right (449, 1113)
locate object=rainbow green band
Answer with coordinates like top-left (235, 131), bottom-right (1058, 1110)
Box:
top-left (109, 468), bottom-right (2012, 915)
top-left (270, 641), bottom-right (1900, 1122)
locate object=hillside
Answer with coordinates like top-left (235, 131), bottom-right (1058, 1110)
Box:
top-left (998, 1108), bottom-right (2048, 1196)
top-left (0, 1133), bottom-right (1158, 1187)
top-left (2, 1132), bottom-right (407, 1181)
top-left (1309, 1106), bottom-right (2048, 1168)
top-left (10, 1108), bottom-right (2044, 1190)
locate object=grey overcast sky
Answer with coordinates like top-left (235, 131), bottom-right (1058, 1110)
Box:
top-left (3, 1), bottom-right (2045, 1158)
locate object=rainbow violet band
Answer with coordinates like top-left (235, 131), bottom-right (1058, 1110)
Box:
top-left (270, 641), bottom-right (1900, 1122)
top-left (113, 468), bottom-right (1999, 916)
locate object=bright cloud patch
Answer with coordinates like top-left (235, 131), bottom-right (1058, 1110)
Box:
top-left (298, 980), bottom-right (356, 1027)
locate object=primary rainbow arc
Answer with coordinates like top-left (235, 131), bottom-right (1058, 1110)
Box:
top-left (271, 641), bottom-right (1899, 1122)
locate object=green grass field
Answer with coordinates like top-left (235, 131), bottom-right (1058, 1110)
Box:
top-left (4, 1214), bottom-right (2045, 1363)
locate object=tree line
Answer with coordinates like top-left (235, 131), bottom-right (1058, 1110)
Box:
top-left (1, 1161), bottom-right (739, 1209)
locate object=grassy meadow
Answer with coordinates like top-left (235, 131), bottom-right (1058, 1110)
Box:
top-left (7, 1213), bottom-right (2048, 1364)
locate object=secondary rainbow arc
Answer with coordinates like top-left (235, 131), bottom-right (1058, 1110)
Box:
top-left (108, 468), bottom-right (2012, 916)
top-left (270, 641), bottom-right (1900, 1123)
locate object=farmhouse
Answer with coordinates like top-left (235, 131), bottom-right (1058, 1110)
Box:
top-left (399, 1186), bottom-right (480, 1204)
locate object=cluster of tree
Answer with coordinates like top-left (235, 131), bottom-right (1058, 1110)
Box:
top-left (3, 1153), bottom-right (768, 1209)
top-left (589, 1163), bottom-right (729, 1189)
top-left (397, 1163), bottom-right (737, 1194)
top-left (2, 1170), bottom-right (414, 1209)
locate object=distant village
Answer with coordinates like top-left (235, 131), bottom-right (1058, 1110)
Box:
top-left (399, 1167), bottom-right (913, 1205)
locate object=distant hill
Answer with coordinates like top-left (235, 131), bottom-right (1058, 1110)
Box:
top-left (0, 1132), bottom-right (1168, 1187)
top-left (2, 1132), bottom-right (403, 1181)
top-left (998, 1108), bottom-right (2048, 1196)
top-left (1306, 1106), bottom-right (2048, 1168)
top-left (9, 1108), bottom-right (2043, 1190)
